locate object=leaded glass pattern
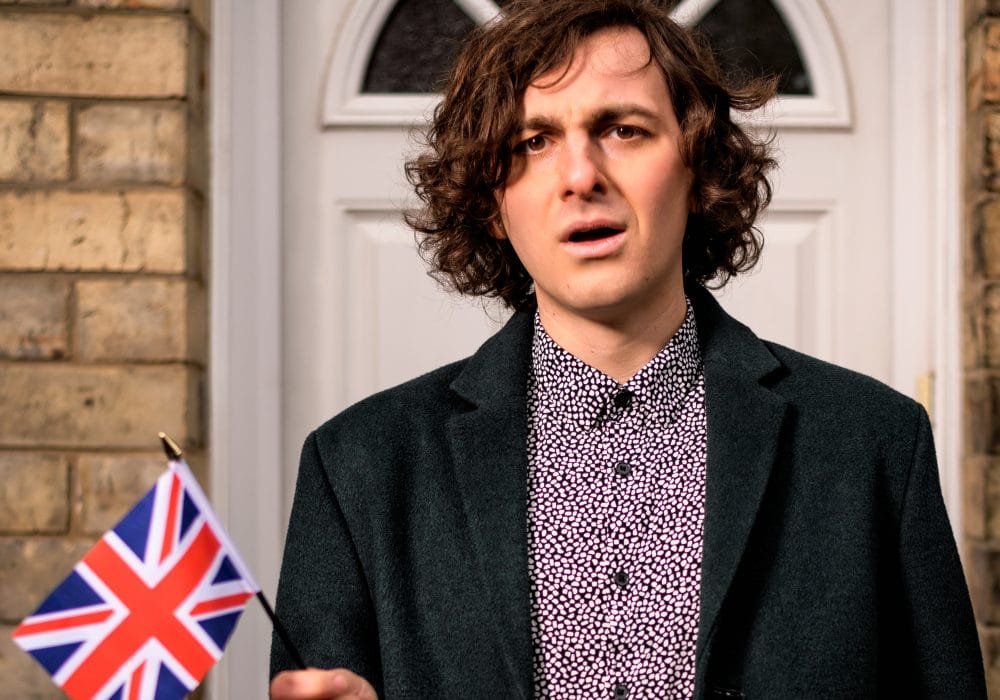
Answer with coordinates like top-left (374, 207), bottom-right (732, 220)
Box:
top-left (694, 0), bottom-right (812, 95)
top-left (363, 0), bottom-right (477, 93)
top-left (362, 0), bottom-right (811, 97)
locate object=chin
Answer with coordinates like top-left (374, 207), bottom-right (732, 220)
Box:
top-left (564, 295), bottom-right (644, 322)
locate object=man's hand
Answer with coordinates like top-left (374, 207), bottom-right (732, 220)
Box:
top-left (270, 668), bottom-right (377, 700)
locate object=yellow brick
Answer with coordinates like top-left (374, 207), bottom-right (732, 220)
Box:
top-left (187, 102), bottom-right (207, 193)
top-left (0, 623), bottom-right (65, 699)
top-left (966, 457), bottom-right (987, 540)
top-left (0, 364), bottom-right (201, 449)
top-left (987, 22), bottom-right (1000, 104)
top-left (76, 0), bottom-right (188, 7)
top-left (980, 197), bottom-right (1000, 278)
top-left (191, 0), bottom-right (210, 34)
top-left (0, 537), bottom-right (93, 620)
top-left (74, 453), bottom-right (163, 535)
top-left (77, 103), bottom-right (186, 185)
top-left (0, 452), bottom-right (69, 533)
top-left (75, 277), bottom-right (205, 362)
top-left (0, 99), bottom-right (69, 182)
top-left (0, 14), bottom-right (187, 98)
top-left (0, 275), bottom-right (68, 359)
top-left (0, 189), bottom-right (190, 272)
top-left (970, 22), bottom-right (986, 113)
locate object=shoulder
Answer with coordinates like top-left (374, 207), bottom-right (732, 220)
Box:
top-left (692, 282), bottom-right (924, 434)
top-left (758, 340), bottom-right (927, 465)
top-left (309, 308), bottom-right (535, 455)
top-left (764, 340), bottom-right (919, 416)
top-left (691, 284), bottom-right (922, 428)
top-left (312, 357), bottom-right (471, 451)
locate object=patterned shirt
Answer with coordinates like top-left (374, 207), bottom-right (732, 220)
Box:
top-left (526, 302), bottom-right (707, 700)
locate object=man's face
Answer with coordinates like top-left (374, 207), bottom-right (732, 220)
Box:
top-left (497, 26), bottom-right (693, 327)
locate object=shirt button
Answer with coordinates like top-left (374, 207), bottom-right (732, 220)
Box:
top-left (613, 389), bottom-right (633, 408)
top-left (614, 461), bottom-right (632, 477)
top-left (614, 682), bottom-right (629, 699)
top-left (614, 569), bottom-right (629, 589)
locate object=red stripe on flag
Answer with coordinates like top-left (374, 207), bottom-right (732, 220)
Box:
top-left (127, 661), bottom-right (144, 700)
top-left (189, 592), bottom-right (253, 617)
top-left (13, 608), bottom-right (114, 637)
top-left (61, 524), bottom-right (221, 699)
top-left (161, 473), bottom-right (182, 564)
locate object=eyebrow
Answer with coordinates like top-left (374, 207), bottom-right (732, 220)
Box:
top-left (516, 103), bottom-right (663, 134)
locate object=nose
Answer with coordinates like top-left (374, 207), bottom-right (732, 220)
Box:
top-left (559, 136), bottom-right (606, 200)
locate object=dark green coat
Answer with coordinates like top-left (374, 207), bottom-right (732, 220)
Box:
top-left (271, 286), bottom-right (985, 698)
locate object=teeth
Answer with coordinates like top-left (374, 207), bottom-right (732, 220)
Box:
top-left (570, 227), bottom-right (619, 242)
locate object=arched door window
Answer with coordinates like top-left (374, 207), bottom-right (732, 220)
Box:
top-left (324, 0), bottom-right (850, 126)
top-left (363, 0), bottom-right (810, 96)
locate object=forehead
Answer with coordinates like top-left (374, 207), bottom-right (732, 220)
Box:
top-left (521, 26), bottom-right (671, 115)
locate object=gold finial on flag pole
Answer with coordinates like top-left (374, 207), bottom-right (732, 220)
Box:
top-left (158, 432), bottom-right (183, 461)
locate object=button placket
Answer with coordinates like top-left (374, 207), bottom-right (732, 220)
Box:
top-left (614, 569), bottom-right (629, 590)
top-left (613, 388), bottom-right (634, 409)
top-left (526, 309), bottom-right (707, 699)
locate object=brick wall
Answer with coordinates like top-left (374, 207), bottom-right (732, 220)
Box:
top-left (968, 1), bottom-right (1000, 697)
top-left (0, 1), bottom-right (209, 695)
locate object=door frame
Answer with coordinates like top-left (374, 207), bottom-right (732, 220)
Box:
top-left (208, 0), bottom-right (964, 694)
top-left (887, 0), bottom-right (963, 530)
top-left (208, 0), bottom-right (283, 697)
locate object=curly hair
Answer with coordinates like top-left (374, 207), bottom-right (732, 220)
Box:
top-left (405, 0), bottom-right (776, 310)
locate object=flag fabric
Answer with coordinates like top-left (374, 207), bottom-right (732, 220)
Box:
top-left (12, 458), bottom-right (260, 700)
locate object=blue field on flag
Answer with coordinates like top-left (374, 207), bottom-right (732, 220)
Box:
top-left (12, 460), bottom-right (258, 700)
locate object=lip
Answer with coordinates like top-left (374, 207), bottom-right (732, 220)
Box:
top-left (561, 220), bottom-right (627, 258)
top-left (561, 220), bottom-right (626, 242)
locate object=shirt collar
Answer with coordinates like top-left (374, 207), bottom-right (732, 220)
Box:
top-left (529, 299), bottom-right (703, 426)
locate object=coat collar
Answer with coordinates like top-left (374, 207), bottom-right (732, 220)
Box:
top-left (446, 288), bottom-right (789, 694)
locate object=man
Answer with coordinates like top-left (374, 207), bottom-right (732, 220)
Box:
top-left (270, 1), bottom-right (985, 698)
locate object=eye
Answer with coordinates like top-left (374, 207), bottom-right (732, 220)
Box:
top-left (515, 134), bottom-right (548, 154)
top-left (610, 125), bottom-right (643, 140)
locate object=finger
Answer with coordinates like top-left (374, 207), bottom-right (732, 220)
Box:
top-left (270, 668), bottom-right (377, 700)
top-left (328, 669), bottom-right (378, 700)
top-left (270, 669), bottom-right (338, 699)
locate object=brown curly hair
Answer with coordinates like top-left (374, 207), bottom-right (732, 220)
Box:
top-left (405, 0), bottom-right (776, 310)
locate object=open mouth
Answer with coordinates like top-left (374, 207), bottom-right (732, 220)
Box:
top-left (568, 226), bottom-right (624, 243)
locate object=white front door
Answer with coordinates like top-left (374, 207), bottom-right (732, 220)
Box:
top-left (211, 0), bottom-right (959, 695)
top-left (281, 0), bottom-right (942, 468)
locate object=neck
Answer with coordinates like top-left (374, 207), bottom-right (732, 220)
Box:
top-left (537, 293), bottom-right (688, 383)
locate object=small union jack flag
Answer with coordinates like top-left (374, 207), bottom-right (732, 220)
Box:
top-left (12, 458), bottom-right (259, 700)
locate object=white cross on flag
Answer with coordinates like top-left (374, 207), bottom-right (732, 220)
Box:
top-left (11, 457), bottom-right (259, 699)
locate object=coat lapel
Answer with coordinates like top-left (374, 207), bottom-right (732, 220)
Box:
top-left (442, 290), bottom-right (790, 693)
top-left (446, 310), bottom-right (535, 699)
top-left (689, 287), bottom-right (790, 669)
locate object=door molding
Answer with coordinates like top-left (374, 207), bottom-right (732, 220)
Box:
top-left (885, 0), bottom-right (963, 533)
top-left (208, 0), bottom-right (284, 696)
top-left (322, 0), bottom-right (852, 128)
top-left (207, 0), bottom-right (965, 693)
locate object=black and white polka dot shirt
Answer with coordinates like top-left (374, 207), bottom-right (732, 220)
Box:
top-left (526, 301), bottom-right (707, 700)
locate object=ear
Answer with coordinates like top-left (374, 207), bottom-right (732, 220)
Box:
top-left (490, 197), bottom-right (509, 239)
top-left (489, 217), bottom-right (508, 240)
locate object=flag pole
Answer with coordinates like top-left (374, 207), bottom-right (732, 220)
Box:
top-left (159, 432), bottom-right (183, 460)
top-left (255, 591), bottom-right (307, 670)
top-left (157, 433), bottom-right (307, 670)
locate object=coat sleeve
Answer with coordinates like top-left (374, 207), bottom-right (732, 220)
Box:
top-left (269, 431), bottom-right (384, 693)
top-left (895, 407), bottom-right (986, 697)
